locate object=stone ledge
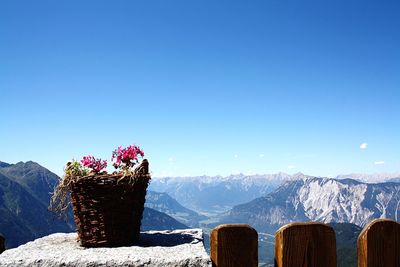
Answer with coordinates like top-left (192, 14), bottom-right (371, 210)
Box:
top-left (0, 229), bottom-right (211, 267)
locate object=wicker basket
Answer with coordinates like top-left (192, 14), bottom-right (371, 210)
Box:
top-left (69, 160), bottom-right (150, 247)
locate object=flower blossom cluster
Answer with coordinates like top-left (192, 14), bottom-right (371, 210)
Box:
top-left (81, 155), bottom-right (108, 174)
top-left (111, 145), bottom-right (144, 170)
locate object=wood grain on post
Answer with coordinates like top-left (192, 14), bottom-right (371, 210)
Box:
top-left (210, 224), bottom-right (258, 267)
top-left (357, 219), bottom-right (400, 267)
top-left (275, 222), bottom-right (336, 267)
top-left (0, 234), bottom-right (5, 254)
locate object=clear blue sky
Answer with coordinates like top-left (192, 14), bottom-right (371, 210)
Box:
top-left (1, 0), bottom-right (399, 177)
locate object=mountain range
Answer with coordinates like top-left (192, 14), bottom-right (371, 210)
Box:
top-left (150, 172), bottom-right (400, 216)
top-left (0, 161), bottom-right (75, 248)
top-left (149, 173), bottom-right (306, 213)
top-left (220, 177), bottom-right (400, 234)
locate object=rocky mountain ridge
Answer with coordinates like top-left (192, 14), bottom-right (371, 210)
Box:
top-left (150, 171), bottom-right (400, 214)
top-left (221, 177), bottom-right (400, 233)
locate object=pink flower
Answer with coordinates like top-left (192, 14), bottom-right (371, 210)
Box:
top-left (111, 144), bottom-right (144, 170)
top-left (81, 155), bottom-right (107, 174)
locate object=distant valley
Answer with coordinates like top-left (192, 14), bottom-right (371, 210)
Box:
top-left (149, 173), bottom-right (306, 214)
top-left (145, 191), bottom-right (207, 227)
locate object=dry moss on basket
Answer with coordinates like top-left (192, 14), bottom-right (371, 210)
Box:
top-left (49, 160), bottom-right (89, 217)
top-left (49, 144), bottom-right (148, 218)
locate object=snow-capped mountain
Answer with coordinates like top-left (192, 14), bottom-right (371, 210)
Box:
top-left (220, 177), bottom-right (400, 233)
top-left (149, 173), bottom-right (308, 213)
top-left (336, 172), bottom-right (400, 183)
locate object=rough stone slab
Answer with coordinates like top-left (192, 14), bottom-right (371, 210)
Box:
top-left (0, 229), bottom-right (211, 267)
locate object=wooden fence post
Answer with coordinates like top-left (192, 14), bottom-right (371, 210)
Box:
top-left (275, 222), bottom-right (336, 267)
top-left (210, 224), bottom-right (258, 267)
top-left (357, 219), bottom-right (400, 267)
top-left (0, 234), bottom-right (5, 254)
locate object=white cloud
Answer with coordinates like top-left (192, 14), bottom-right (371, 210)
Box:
top-left (234, 154), bottom-right (238, 158)
top-left (168, 157), bottom-right (174, 162)
top-left (374, 161), bottom-right (385, 165)
top-left (288, 165), bottom-right (296, 169)
top-left (259, 154), bottom-right (265, 158)
top-left (360, 143), bottom-right (368, 149)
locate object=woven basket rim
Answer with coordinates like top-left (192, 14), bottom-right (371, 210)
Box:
top-left (68, 172), bottom-right (150, 183)
top-left (74, 173), bottom-right (150, 179)
top-left (69, 159), bottom-right (150, 182)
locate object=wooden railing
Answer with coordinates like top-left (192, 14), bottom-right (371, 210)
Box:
top-left (210, 219), bottom-right (400, 267)
top-left (210, 224), bottom-right (258, 266)
top-left (358, 219), bottom-right (400, 267)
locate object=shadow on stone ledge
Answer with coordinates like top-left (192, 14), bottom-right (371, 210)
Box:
top-left (139, 230), bottom-right (202, 247)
